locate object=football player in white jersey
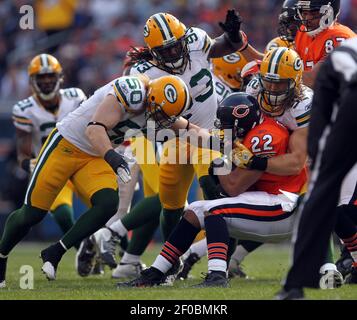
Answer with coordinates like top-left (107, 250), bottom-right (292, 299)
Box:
top-left (0, 74), bottom-right (202, 286)
top-left (12, 54), bottom-right (86, 242)
top-left (129, 10), bottom-right (249, 243)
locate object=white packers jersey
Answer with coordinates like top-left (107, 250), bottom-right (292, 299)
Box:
top-left (246, 78), bottom-right (313, 131)
top-left (12, 88), bottom-right (86, 155)
top-left (57, 76), bottom-right (148, 156)
top-left (212, 74), bottom-right (233, 104)
top-left (130, 27), bottom-right (218, 129)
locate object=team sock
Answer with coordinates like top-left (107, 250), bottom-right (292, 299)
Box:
top-left (51, 204), bottom-right (78, 249)
top-left (61, 189), bottom-right (118, 249)
top-left (121, 195), bottom-right (162, 230)
top-left (126, 218), bottom-right (160, 256)
top-left (0, 205), bottom-right (47, 256)
top-left (120, 252), bottom-right (141, 264)
top-left (205, 215), bottom-right (229, 273)
top-left (160, 207), bottom-right (184, 241)
top-left (152, 218), bottom-right (200, 273)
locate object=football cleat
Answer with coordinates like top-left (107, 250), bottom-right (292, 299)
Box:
top-left (163, 258), bottom-right (184, 286)
top-left (275, 287), bottom-right (305, 300)
top-left (91, 258), bottom-right (104, 275)
top-left (192, 271), bottom-right (229, 288)
top-left (344, 267), bottom-right (357, 284)
top-left (94, 228), bottom-right (123, 269)
top-left (319, 263), bottom-right (344, 289)
top-left (228, 259), bottom-right (248, 279)
top-left (177, 253), bottom-right (200, 280)
top-left (75, 237), bottom-right (96, 277)
top-left (0, 257), bottom-right (7, 288)
top-left (116, 267), bottom-right (166, 288)
top-left (40, 244), bottom-right (64, 281)
top-left (336, 246), bottom-right (353, 279)
top-left (112, 262), bottom-right (147, 279)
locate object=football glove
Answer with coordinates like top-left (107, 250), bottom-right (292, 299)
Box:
top-left (231, 140), bottom-right (268, 171)
top-left (104, 149), bottom-right (131, 184)
top-left (219, 9), bottom-right (248, 51)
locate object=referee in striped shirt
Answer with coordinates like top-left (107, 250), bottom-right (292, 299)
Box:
top-left (277, 36), bottom-right (357, 300)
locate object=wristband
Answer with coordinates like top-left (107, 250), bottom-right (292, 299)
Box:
top-left (104, 149), bottom-right (124, 172)
top-left (248, 156), bottom-right (268, 171)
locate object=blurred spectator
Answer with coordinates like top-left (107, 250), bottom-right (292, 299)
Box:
top-left (35, 0), bottom-right (78, 52)
top-left (0, 0), bottom-right (355, 106)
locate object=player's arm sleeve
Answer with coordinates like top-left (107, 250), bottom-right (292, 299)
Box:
top-left (291, 99), bottom-right (312, 129)
top-left (187, 27), bottom-right (213, 60)
top-left (12, 104), bottom-right (33, 133)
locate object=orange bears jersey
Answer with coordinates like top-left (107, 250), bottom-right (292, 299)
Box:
top-left (295, 23), bottom-right (356, 71)
top-left (242, 115), bottom-right (307, 194)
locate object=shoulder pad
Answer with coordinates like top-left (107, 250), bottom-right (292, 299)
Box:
top-left (61, 88), bottom-right (87, 101)
top-left (112, 76), bottom-right (146, 113)
top-left (12, 99), bottom-right (33, 131)
top-left (130, 61), bottom-right (153, 75)
top-left (187, 27), bottom-right (212, 54)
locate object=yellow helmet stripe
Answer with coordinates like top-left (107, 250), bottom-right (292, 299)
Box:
top-left (268, 47), bottom-right (288, 74)
top-left (152, 13), bottom-right (173, 41)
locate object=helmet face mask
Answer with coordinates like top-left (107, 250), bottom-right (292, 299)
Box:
top-left (278, 0), bottom-right (300, 42)
top-left (145, 101), bottom-right (178, 129)
top-left (32, 73), bottom-right (61, 100)
top-left (296, 0), bottom-right (340, 37)
top-left (28, 54), bottom-right (63, 103)
top-left (144, 13), bottom-right (189, 74)
top-left (259, 47), bottom-right (302, 117)
top-left (258, 75), bottom-right (296, 116)
top-left (151, 36), bottom-right (189, 72)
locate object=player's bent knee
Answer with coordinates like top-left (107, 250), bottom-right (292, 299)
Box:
top-left (90, 188), bottom-right (119, 216)
top-left (183, 210), bottom-right (201, 229)
top-left (199, 175), bottom-right (221, 200)
top-left (22, 205), bottom-right (48, 225)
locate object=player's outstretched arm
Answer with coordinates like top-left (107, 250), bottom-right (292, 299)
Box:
top-left (209, 9), bottom-right (249, 58)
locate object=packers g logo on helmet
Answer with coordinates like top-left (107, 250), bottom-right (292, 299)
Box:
top-left (146, 75), bottom-right (191, 129)
top-left (164, 84), bottom-right (178, 103)
top-left (28, 53), bottom-right (63, 102)
top-left (211, 51), bottom-right (248, 90)
top-left (258, 47), bottom-right (303, 116)
top-left (223, 53), bottom-right (241, 64)
top-left (144, 13), bottom-right (188, 74)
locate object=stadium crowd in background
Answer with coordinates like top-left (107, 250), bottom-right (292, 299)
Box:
top-left (0, 0), bottom-right (356, 106)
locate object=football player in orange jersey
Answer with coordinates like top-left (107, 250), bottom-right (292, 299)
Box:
top-left (293, 0), bottom-right (356, 85)
top-left (237, 0), bottom-right (356, 87)
top-left (117, 92), bottom-right (308, 288)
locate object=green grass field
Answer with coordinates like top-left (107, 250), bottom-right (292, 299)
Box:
top-left (0, 243), bottom-right (356, 300)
